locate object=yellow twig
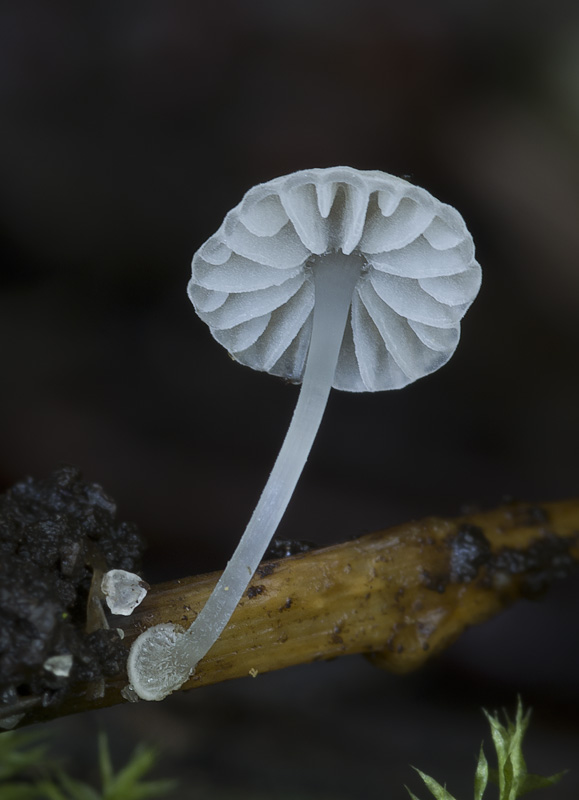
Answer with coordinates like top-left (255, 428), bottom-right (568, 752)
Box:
top-left (20, 499), bottom-right (579, 726)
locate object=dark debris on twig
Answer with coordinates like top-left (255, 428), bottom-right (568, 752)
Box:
top-left (0, 465), bottom-right (144, 727)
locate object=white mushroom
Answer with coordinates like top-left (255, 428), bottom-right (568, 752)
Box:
top-left (127, 167), bottom-right (481, 701)
top-left (101, 569), bottom-right (149, 616)
top-left (43, 654), bottom-right (73, 678)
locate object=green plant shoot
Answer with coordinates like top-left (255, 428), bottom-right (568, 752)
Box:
top-left (406, 698), bottom-right (567, 800)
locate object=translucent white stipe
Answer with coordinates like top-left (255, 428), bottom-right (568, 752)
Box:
top-left (127, 252), bottom-right (363, 701)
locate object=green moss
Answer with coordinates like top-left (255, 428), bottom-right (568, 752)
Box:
top-left (406, 698), bottom-right (566, 800)
top-left (0, 729), bottom-right (175, 800)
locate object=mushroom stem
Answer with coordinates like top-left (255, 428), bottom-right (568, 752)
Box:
top-left (181, 251), bottom-right (364, 662)
top-left (127, 252), bottom-right (366, 699)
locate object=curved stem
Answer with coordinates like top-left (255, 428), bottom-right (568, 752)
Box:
top-left (179, 252), bottom-right (364, 665)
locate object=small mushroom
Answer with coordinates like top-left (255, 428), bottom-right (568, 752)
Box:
top-left (101, 569), bottom-right (149, 616)
top-left (43, 653), bottom-right (74, 678)
top-left (127, 167), bottom-right (481, 701)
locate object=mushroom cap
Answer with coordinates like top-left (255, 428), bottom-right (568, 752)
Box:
top-left (188, 167), bottom-right (481, 392)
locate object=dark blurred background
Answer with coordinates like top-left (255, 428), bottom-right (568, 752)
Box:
top-left (1, 1), bottom-right (579, 797)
